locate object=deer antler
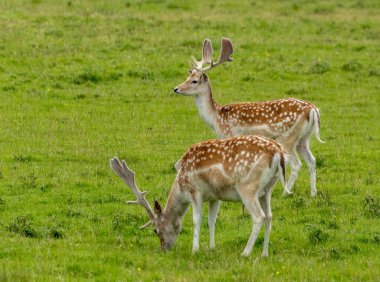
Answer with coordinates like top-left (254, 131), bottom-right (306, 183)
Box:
top-left (190, 38), bottom-right (213, 70)
top-left (191, 38), bottom-right (234, 72)
top-left (110, 157), bottom-right (156, 225)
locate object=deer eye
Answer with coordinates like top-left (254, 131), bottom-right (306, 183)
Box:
top-left (154, 229), bottom-right (158, 234)
top-left (191, 80), bottom-right (198, 84)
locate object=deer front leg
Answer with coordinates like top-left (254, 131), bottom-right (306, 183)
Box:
top-left (283, 152), bottom-right (302, 196)
top-left (191, 193), bottom-right (203, 253)
top-left (208, 200), bottom-right (221, 249)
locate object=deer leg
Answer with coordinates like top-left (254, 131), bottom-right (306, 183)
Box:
top-left (283, 152), bottom-right (302, 196)
top-left (259, 177), bottom-right (276, 258)
top-left (237, 185), bottom-right (265, 256)
top-left (297, 139), bottom-right (317, 197)
top-left (191, 193), bottom-right (203, 253)
top-left (208, 200), bottom-right (221, 249)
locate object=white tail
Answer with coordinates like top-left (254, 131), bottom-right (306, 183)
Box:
top-left (174, 37), bottom-right (324, 196)
top-left (277, 153), bottom-right (290, 194)
top-left (312, 109), bottom-right (325, 144)
top-left (111, 135), bottom-right (286, 257)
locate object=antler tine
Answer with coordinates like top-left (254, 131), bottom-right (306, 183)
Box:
top-left (139, 221), bottom-right (153, 229)
top-left (190, 56), bottom-right (201, 69)
top-left (195, 37), bottom-right (234, 72)
top-left (110, 157), bottom-right (156, 221)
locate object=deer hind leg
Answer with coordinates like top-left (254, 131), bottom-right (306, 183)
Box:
top-left (283, 151), bottom-right (302, 196)
top-left (237, 184), bottom-right (265, 257)
top-left (208, 200), bottom-right (221, 249)
top-left (297, 139), bottom-right (317, 196)
top-left (191, 192), bottom-right (203, 253)
top-left (259, 176), bottom-right (277, 258)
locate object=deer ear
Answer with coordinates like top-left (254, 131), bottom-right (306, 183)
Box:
top-left (202, 73), bottom-right (208, 82)
top-left (154, 199), bottom-right (162, 216)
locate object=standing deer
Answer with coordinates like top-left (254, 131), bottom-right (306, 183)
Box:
top-left (110, 135), bottom-right (288, 256)
top-left (173, 38), bottom-right (324, 196)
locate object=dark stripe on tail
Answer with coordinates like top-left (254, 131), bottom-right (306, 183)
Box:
top-left (280, 153), bottom-right (286, 183)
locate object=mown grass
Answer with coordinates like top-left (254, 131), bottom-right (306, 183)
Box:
top-left (0, 0), bottom-right (379, 280)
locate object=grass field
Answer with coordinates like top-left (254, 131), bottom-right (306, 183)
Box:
top-left (1, 0), bottom-right (380, 280)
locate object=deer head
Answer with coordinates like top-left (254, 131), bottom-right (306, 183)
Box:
top-left (110, 157), bottom-right (181, 250)
top-left (173, 38), bottom-right (234, 96)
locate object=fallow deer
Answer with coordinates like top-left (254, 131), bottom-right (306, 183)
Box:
top-left (110, 135), bottom-right (288, 256)
top-left (173, 38), bottom-right (324, 196)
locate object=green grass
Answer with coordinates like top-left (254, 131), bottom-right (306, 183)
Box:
top-left (1, 0), bottom-right (379, 280)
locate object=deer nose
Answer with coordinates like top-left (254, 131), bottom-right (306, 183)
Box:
top-left (173, 87), bottom-right (179, 93)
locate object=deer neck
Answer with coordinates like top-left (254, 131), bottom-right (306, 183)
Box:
top-left (194, 84), bottom-right (220, 133)
top-left (163, 179), bottom-right (190, 225)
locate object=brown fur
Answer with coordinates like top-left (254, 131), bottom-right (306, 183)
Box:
top-left (218, 98), bottom-right (314, 133)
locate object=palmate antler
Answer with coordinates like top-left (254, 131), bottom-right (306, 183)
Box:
top-left (110, 157), bottom-right (155, 229)
top-left (190, 38), bottom-right (234, 72)
top-left (190, 38), bottom-right (213, 69)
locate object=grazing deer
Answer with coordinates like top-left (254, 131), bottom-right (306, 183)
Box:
top-left (173, 38), bottom-right (324, 196)
top-left (110, 135), bottom-right (288, 256)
